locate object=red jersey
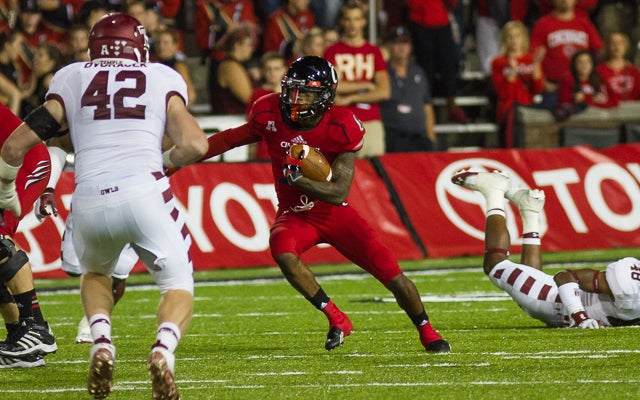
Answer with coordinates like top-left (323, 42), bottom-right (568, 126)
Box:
top-left (596, 62), bottom-right (640, 102)
top-left (530, 14), bottom-right (603, 82)
top-left (324, 41), bottom-right (387, 122)
top-left (407, 0), bottom-right (456, 27)
top-left (491, 53), bottom-right (544, 124)
top-left (557, 72), bottom-right (618, 109)
top-left (206, 93), bottom-right (364, 211)
top-left (0, 104), bottom-right (50, 235)
top-left (262, 8), bottom-right (315, 54)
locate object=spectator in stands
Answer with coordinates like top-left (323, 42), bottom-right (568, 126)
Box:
top-left (66, 24), bottom-right (89, 62)
top-left (324, 0), bottom-right (390, 158)
top-left (594, 1), bottom-right (638, 54)
top-left (194, 0), bottom-right (258, 112)
top-left (262, 0), bottom-right (315, 61)
top-left (530, 0), bottom-right (604, 110)
top-left (380, 26), bottom-right (437, 152)
top-left (19, 41), bottom-right (64, 118)
top-left (156, 29), bottom-right (197, 106)
top-left (0, 31), bottom-right (22, 87)
top-left (0, 72), bottom-right (21, 115)
top-left (536, 0), bottom-right (598, 18)
top-left (210, 26), bottom-right (255, 115)
top-left (556, 50), bottom-right (618, 121)
top-left (491, 21), bottom-right (544, 148)
top-left (596, 32), bottom-right (640, 103)
top-left (13, 0), bottom-right (65, 84)
top-left (76, 0), bottom-right (109, 29)
top-left (406, 0), bottom-right (468, 123)
top-left (293, 26), bottom-right (325, 58)
top-left (323, 27), bottom-right (339, 48)
top-left (247, 51), bottom-right (287, 160)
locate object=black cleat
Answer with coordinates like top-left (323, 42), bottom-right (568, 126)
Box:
top-left (0, 318), bottom-right (57, 357)
top-left (425, 339), bottom-right (451, 353)
top-left (325, 327), bottom-right (347, 350)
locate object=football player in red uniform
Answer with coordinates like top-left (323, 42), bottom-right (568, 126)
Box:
top-left (0, 103), bottom-right (55, 368)
top-left (196, 56), bottom-right (450, 353)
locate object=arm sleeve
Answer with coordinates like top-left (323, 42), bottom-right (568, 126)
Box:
top-left (201, 123), bottom-right (260, 161)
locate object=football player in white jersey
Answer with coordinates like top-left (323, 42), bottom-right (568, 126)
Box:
top-left (452, 170), bottom-right (640, 328)
top-left (0, 13), bottom-right (208, 400)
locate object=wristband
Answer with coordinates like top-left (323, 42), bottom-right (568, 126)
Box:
top-left (0, 157), bottom-right (20, 181)
top-left (162, 147), bottom-right (176, 168)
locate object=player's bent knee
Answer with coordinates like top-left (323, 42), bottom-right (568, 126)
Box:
top-left (0, 237), bottom-right (29, 283)
top-left (0, 282), bottom-right (13, 304)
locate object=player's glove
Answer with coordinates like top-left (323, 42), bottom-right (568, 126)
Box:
top-left (0, 158), bottom-right (21, 223)
top-left (571, 311), bottom-right (601, 329)
top-left (34, 187), bottom-right (58, 222)
top-left (282, 148), bottom-right (304, 185)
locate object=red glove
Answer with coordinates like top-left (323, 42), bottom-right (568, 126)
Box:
top-left (282, 149), bottom-right (304, 184)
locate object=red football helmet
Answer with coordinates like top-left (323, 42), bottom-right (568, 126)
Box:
top-left (88, 13), bottom-right (149, 62)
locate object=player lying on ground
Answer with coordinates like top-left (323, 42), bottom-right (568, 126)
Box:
top-left (452, 169), bottom-right (640, 328)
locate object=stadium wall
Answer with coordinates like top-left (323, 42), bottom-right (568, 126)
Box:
top-left (22, 144), bottom-right (640, 278)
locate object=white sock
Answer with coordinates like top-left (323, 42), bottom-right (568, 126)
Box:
top-left (485, 189), bottom-right (505, 211)
top-left (154, 322), bottom-right (181, 354)
top-left (521, 210), bottom-right (540, 234)
top-left (89, 313), bottom-right (111, 344)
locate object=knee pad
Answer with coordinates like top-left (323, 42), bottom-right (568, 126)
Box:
top-left (0, 282), bottom-right (13, 304)
top-left (0, 237), bottom-right (29, 283)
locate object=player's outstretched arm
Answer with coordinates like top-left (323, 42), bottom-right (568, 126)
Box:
top-left (289, 151), bottom-right (355, 205)
top-left (164, 95), bottom-right (209, 167)
top-left (555, 268), bottom-right (610, 329)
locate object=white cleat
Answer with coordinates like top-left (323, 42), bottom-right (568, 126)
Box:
top-left (451, 169), bottom-right (510, 196)
top-left (505, 188), bottom-right (546, 213)
top-left (76, 316), bottom-right (93, 344)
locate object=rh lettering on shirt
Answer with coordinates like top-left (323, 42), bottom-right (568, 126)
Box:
top-left (333, 54), bottom-right (375, 81)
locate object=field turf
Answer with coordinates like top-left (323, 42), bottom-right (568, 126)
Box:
top-left (1, 248), bottom-right (639, 399)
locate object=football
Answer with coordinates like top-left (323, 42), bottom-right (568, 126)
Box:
top-left (290, 144), bottom-right (332, 182)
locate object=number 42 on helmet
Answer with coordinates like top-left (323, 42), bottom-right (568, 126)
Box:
top-left (290, 144), bottom-right (332, 182)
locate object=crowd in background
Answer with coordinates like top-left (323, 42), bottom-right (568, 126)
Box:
top-left (1, 0), bottom-right (640, 153)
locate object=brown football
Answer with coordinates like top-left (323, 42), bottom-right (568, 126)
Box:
top-left (290, 144), bottom-right (332, 182)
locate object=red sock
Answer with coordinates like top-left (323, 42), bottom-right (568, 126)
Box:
top-left (418, 321), bottom-right (443, 344)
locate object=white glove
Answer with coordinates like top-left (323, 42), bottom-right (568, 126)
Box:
top-left (578, 319), bottom-right (601, 329)
top-left (33, 188), bottom-right (57, 222)
top-left (0, 157), bottom-right (21, 219)
top-left (0, 179), bottom-right (20, 218)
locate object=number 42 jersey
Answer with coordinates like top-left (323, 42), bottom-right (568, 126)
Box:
top-left (46, 59), bottom-right (188, 185)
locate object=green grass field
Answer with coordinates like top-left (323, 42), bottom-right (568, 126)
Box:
top-left (1, 248), bottom-right (639, 400)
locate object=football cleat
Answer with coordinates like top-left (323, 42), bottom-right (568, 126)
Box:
top-left (0, 352), bottom-right (45, 368)
top-left (425, 339), bottom-right (451, 353)
top-left (505, 188), bottom-right (545, 213)
top-left (451, 169), bottom-right (510, 195)
top-left (88, 343), bottom-right (115, 400)
top-left (325, 317), bottom-right (353, 351)
top-left (0, 318), bottom-right (57, 357)
top-left (76, 316), bottom-right (93, 344)
top-left (419, 321), bottom-right (451, 353)
top-left (147, 347), bottom-right (179, 400)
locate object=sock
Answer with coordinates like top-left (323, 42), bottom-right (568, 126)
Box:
top-left (521, 210), bottom-right (540, 235)
top-left (306, 288), bottom-right (330, 310)
top-left (89, 313), bottom-right (112, 345)
top-left (410, 310), bottom-right (429, 327)
top-left (13, 289), bottom-right (45, 325)
top-left (485, 190), bottom-right (505, 211)
top-left (522, 232), bottom-right (541, 246)
top-left (486, 208), bottom-right (505, 218)
top-left (152, 322), bottom-right (181, 354)
top-left (4, 322), bottom-right (19, 341)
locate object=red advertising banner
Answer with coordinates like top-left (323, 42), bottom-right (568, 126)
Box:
top-left (16, 144), bottom-right (640, 278)
top-left (379, 144), bottom-right (640, 258)
top-left (22, 160), bottom-right (421, 278)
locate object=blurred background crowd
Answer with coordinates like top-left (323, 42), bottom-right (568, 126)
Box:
top-left (1, 0), bottom-right (639, 154)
